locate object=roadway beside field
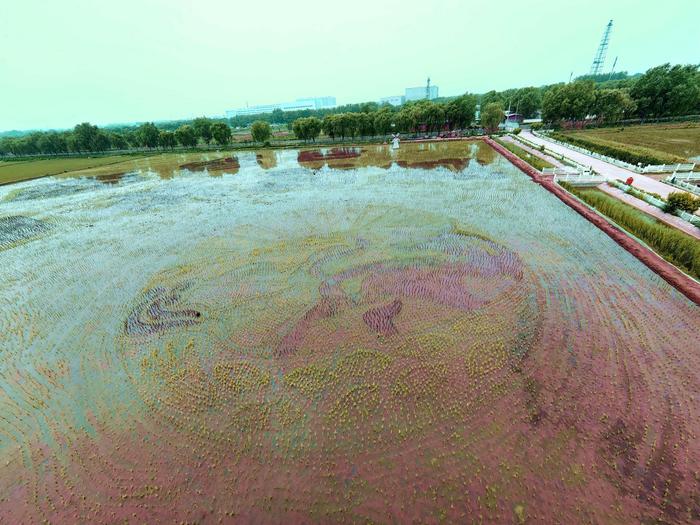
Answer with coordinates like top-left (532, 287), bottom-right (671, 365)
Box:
top-left (520, 130), bottom-right (686, 199)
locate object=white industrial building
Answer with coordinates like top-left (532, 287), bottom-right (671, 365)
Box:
top-left (379, 81), bottom-right (439, 106)
top-left (404, 85), bottom-right (439, 102)
top-left (226, 96), bottom-right (336, 118)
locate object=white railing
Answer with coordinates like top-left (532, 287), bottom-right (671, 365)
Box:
top-left (532, 130), bottom-right (641, 171)
top-left (511, 134), bottom-right (593, 173)
top-left (671, 171), bottom-right (700, 180)
top-left (664, 177), bottom-right (700, 196)
top-left (610, 179), bottom-right (700, 228)
top-left (552, 172), bottom-right (604, 185)
top-left (532, 130), bottom-right (693, 174)
top-left (542, 167), bottom-right (579, 176)
top-left (676, 209), bottom-right (700, 227)
top-left (642, 163), bottom-right (695, 173)
top-left (608, 180), bottom-right (667, 208)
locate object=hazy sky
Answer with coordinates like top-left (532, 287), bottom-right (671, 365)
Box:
top-left (1, 0), bottom-right (698, 131)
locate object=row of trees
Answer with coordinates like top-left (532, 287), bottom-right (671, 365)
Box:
top-left (291, 95), bottom-right (480, 141)
top-left (2, 62), bottom-right (697, 156)
top-left (228, 102), bottom-right (383, 128)
top-left (0, 117), bottom-right (235, 156)
top-left (541, 63), bottom-right (700, 124)
top-left (480, 86), bottom-right (542, 119)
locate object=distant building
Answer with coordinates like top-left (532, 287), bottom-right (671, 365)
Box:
top-left (405, 85), bottom-right (439, 102)
top-left (379, 95), bottom-right (405, 106)
top-left (225, 96), bottom-right (336, 118)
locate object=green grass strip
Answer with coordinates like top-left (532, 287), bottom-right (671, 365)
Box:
top-left (560, 182), bottom-right (700, 279)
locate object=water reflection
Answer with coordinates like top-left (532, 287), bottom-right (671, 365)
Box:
top-left (61, 151), bottom-right (241, 181)
top-left (51, 140), bottom-right (496, 184)
top-left (179, 157), bottom-right (240, 174)
top-left (95, 172), bottom-right (128, 185)
top-left (256, 150), bottom-right (277, 169)
top-left (297, 141), bottom-right (493, 171)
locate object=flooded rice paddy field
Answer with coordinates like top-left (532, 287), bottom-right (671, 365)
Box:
top-left (0, 141), bottom-right (699, 523)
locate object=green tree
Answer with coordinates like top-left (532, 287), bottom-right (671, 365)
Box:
top-left (270, 108), bottom-right (285, 124)
top-left (512, 87), bottom-right (542, 118)
top-left (592, 89), bottom-right (637, 123)
top-left (445, 94), bottom-right (477, 129)
top-left (480, 102), bottom-right (504, 132)
top-left (356, 112), bottom-right (375, 137)
top-left (307, 117), bottom-right (322, 141)
top-left (322, 114), bottom-right (338, 139)
top-left (158, 130), bottom-right (176, 149)
top-left (250, 121), bottom-right (271, 143)
top-left (37, 132), bottom-right (68, 154)
top-left (211, 122), bottom-right (232, 145)
top-left (93, 131), bottom-right (111, 151)
top-left (336, 113), bottom-right (355, 139)
top-left (419, 100), bottom-right (445, 132)
top-left (395, 105), bottom-right (417, 133)
top-left (373, 108), bottom-right (393, 136)
top-left (137, 122), bottom-right (160, 148)
top-left (344, 113), bottom-right (361, 138)
top-left (631, 63), bottom-right (700, 117)
top-left (109, 132), bottom-right (128, 150)
top-left (175, 125), bottom-right (197, 148)
top-left (73, 122), bottom-right (99, 151)
top-left (359, 102), bottom-right (379, 113)
top-left (541, 81), bottom-right (595, 122)
top-left (480, 90), bottom-right (505, 108)
top-left (292, 117), bottom-right (322, 141)
top-left (192, 117), bottom-right (213, 144)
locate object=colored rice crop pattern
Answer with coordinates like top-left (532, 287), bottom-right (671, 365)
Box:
top-left (0, 142), bottom-right (698, 524)
top-left (561, 182), bottom-right (700, 279)
top-left (556, 123), bottom-right (700, 165)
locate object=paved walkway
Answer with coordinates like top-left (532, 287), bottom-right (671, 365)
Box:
top-left (520, 130), bottom-right (685, 199)
top-left (499, 135), bottom-right (567, 168)
top-left (598, 185), bottom-right (700, 240)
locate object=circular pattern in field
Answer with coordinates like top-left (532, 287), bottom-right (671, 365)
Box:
top-left (0, 143), bottom-right (698, 524)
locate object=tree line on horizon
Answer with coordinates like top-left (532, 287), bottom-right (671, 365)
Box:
top-left (1, 62), bottom-right (698, 156)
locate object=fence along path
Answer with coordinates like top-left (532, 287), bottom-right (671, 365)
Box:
top-left (520, 130), bottom-right (692, 199)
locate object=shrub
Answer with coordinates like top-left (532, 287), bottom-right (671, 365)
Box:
top-left (512, 127), bottom-right (522, 135)
top-left (666, 192), bottom-right (700, 213)
top-left (530, 122), bottom-right (544, 131)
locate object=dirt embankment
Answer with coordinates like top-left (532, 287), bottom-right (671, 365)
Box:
top-left (485, 137), bottom-right (700, 306)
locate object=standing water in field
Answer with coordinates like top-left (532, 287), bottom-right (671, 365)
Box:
top-left (0, 141), bottom-right (698, 524)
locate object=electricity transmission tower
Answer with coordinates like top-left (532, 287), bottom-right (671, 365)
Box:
top-left (590, 20), bottom-right (613, 75)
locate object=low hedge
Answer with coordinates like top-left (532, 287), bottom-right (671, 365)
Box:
top-left (550, 132), bottom-right (686, 166)
top-left (559, 182), bottom-right (700, 279)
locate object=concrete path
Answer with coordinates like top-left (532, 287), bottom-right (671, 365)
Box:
top-left (520, 130), bottom-right (685, 199)
top-left (598, 185), bottom-right (700, 240)
top-left (499, 135), bottom-right (567, 168)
